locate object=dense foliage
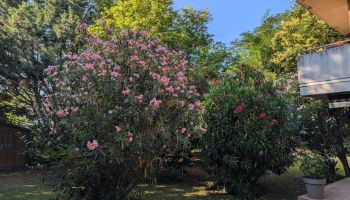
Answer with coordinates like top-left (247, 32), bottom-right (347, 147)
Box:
top-left (89, 0), bottom-right (232, 92)
top-left (0, 0), bottom-right (99, 122)
top-left (39, 29), bottom-right (202, 199)
top-left (202, 66), bottom-right (300, 198)
top-left (300, 153), bottom-right (328, 179)
top-left (233, 6), bottom-right (344, 74)
top-left (233, 5), bottom-right (350, 177)
top-left (298, 100), bottom-right (350, 177)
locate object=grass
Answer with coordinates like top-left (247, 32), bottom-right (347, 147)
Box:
top-left (0, 171), bottom-right (53, 200)
top-left (138, 164), bottom-right (305, 200)
top-left (0, 160), bottom-right (348, 200)
top-left (0, 165), bottom-right (305, 200)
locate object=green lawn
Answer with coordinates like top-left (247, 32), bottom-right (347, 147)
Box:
top-left (0, 171), bottom-right (53, 200)
top-left (1, 160), bottom-right (350, 200)
top-left (0, 165), bottom-right (306, 200)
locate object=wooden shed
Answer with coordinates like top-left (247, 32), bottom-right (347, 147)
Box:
top-left (0, 121), bottom-right (28, 169)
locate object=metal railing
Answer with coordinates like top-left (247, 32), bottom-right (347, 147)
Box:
top-left (301, 38), bottom-right (350, 54)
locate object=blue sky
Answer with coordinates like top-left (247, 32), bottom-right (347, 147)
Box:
top-left (173, 0), bottom-right (296, 45)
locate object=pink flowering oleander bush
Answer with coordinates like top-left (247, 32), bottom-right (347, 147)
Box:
top-left (202, 65), bottom-right (300, 198)
top-left (41, 29), bottom-right (202, 199)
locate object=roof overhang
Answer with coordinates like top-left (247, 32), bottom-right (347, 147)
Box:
top-left (296, 0), bottom-right (350, 35)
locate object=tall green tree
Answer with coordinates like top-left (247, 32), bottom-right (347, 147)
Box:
top-left (270, 6), bottom-right (344, 73)
top-left (0, 0), bottom-right (102, 123)
top-left (89, 1), bottom-right (231, 88)
top-left (232, 7), bottom-right (344, 74)
top-left (232, 6), bottom-right (350, 176)
top-left (232, 12), bottom-right (288, 72)
top-left (89, 0), bottom-right (175, 36)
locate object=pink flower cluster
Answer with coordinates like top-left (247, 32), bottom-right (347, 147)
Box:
top-left (234, 103), bottom-right (247, 113)
top-left (46, 30), bottom-right (202, 152)
top-left (259, 113), bottom-right (267, 119)
top-left (56, 106), bottom-right (79, 118)
top-left (122, 88), bottom-right (130, 95)
top-left (87, 140), bottom-right (98, 151)
top-left (149, 98), bottom-right (162, 109)
top-left (127, 132), bottom-right (134, 143)
top-left (135, 94), bottom-right (144, 103)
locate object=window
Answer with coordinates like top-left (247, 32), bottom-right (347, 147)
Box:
top-left (3, 134), bottom-right (13, 148)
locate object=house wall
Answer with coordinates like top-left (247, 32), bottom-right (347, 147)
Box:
top-left (298, 44), bottom-right (350, 97)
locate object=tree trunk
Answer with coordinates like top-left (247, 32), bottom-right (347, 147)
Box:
top-left (336, 146), bottom-right (350, 177)
top-left (332, 109), bottom-right (350, 177)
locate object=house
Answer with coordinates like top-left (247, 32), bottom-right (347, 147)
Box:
top-left (0, 121), bottom-right (28, 169)
top-left (297, 0), bottom-right (350, 108)
top-left (296, 0), bottom-right (350, 199)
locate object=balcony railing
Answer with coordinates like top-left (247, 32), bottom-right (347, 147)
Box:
top-left (298, 39), bottom-right (350, 105)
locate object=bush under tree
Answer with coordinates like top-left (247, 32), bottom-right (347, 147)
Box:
top-left (202, 66), bottom-right (300, 198)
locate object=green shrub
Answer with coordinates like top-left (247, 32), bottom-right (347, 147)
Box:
top-left (35, 29), bottom-right (203, 199)
top-left (300, 153), bottom-right (328, 179)
top-left (202, 66), bottom-right (300, 198)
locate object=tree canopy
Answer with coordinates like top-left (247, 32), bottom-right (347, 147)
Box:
top-left (233, 6), bottom-right (344, 74)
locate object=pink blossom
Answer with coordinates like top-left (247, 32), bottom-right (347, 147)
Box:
top-left (179, 100), bottom-right (186, 107)
top-left (122, 88), bottom-right (130, 95)
top-left (259, 113), bottom-right (267, 119)
top-left (263, 93), bottom-right (271, 97)
top-left (56, 110), bottom-right (67, 118)
top-left (115, 126), bottom-right (122, 132)
top-left (98, 69), bottom-right (107, 76)
top-left (99, 62), bottom-right (105, 69)
top-left (176, 71), bottom-right (185, 78)
top-left (108, 110), bottom-right (113, 114)
top-left (87, 140), bottom-right (99, 151)
top-left (92, 53), bottom-right (101, 61)
top-left (113, 65), bottom-right (121, 71)
top-left (166, 86), bottom-right (174, 93)
top-left (71, 107), bottom-right (79, 113)
top-left (45, 65), bottom-right (57, 77)
top-left (160, 76), bottom-right (170, 86)
top-left (181, 128), bottom-right (187, 134)
top-left (111, 72), bottom-right (119, 80)
top-left (234, 103), bottom-right (247, 113)
top-left (176, 72), bottom-right (187, 82)
top-left (131, 54), bottom-right (139, 61)
top-left (85, 63), bottom-right (94, 70)
top-left (188, 104), bottom-right (195, 111)
top-left (127, 132), bottom-right (134, 143)
top-left (271, 119), bottom-right (279, 125)
top-left (135, 94), bottom-right (144, 103)
top-left (139, 60), bottom-right (146, 67)
top-left (82, 75), bottom-right (88, 81)
top-left (149, 98), bottom-right (162, 109)
top-left (195, 100), bottom-right (201, 106)
top-left (149, 72), bottom-right (161, 80)
top-left (81, 51), bottom-right (90, 60)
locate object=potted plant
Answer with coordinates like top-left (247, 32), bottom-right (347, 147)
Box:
top-left (300, 153), bottom-right (328, 199)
